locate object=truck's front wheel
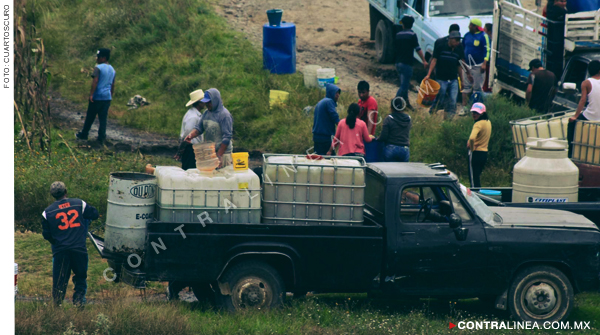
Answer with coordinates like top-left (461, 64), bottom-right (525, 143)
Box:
top-left (508, 266), bottom-right (574, 323)
top-left (375, 19), bottom-right (394, 64)
top-left (216, 261), bottom-right (285, 312)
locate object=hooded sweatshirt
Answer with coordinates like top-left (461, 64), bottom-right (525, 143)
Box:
top-left (378, 112), bottom-right (412, 147)
top-left (194, 88), bottom-right (233, 153)
top-left (312, 84), bottom-right (341, 142)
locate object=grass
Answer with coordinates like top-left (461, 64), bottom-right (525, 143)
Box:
top-left (32, 0), bottom-right (536, 188)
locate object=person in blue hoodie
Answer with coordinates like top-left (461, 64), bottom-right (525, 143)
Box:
top-left (312, 84), bottom-right (341, 155)
top-left (184, 88), bottom-right (234, 168)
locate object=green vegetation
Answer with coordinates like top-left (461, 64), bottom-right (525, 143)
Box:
top-left (34, 0), bottom-right (535, 187)
top-left (14, 129), bottom-right (175, 232)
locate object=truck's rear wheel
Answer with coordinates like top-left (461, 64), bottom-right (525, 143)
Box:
top-left (508, 266), bottom-right (573, 323)
top-left (216, 261), bottom-right (285, 312)
top-left (375, 19), bottom-right (394, 64)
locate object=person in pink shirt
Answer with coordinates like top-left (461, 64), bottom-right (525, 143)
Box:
top-left (328, 103), bottom-right (374, 157)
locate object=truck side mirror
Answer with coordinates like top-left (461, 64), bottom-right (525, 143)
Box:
top-left (562, 82), bottom-right (578, 95)
top-left (448, 213), bottom-right (462, 229)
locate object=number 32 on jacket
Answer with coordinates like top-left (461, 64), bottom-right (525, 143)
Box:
top-left (56, 210), bottom-right (80, 230)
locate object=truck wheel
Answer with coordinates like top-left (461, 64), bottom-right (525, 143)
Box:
top-left (508, 266), bottom-right (573, 323)
top-left (375, 19), bottom-right (394, 64)
top-left (192, 283), bottom-right (217, 305)
top-left (216, 261), bottom-right (285, 312)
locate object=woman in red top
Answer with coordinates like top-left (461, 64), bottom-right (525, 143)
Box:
top-left (328, 103), bottom-right (374, 156)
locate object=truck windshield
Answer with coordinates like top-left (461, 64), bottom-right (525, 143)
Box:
top-left (458, 183), bottom-right (495, 224)
top-left (429, 0), bottom-right (494, 17)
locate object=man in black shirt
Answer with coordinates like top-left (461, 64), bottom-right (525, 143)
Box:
top-left (424, 31), bottom-right (471, 118)
top-left (42, 181), bottom-right (99, 306)
top-left (394, 15), bottom-right (428, 109)
top-left (434, 24), bottom-right (460, 52)
top-left (526, 59), bottom-right (557, 114)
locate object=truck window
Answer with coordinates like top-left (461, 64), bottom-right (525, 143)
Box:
top-left (563, 59), bottom-right (589, 90)
top-left (447, 188), bottom-right (473, 222)
top-left (414, 0), bottom-right (424, 16)
top-left (399, 186), bottom-right (450, 223)
top-left (365, 172), bottom-right (385, 215)
top-left (428, 0), bottom-right (494, 17)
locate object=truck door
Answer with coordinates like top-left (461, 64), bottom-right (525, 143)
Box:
top-left (386, 184), bottom-right (489, 295)
top-left (554, 57), bottom-right (590, 111)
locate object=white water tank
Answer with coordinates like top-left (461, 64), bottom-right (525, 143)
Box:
top-left (512, 138), bottom-right (579, 203)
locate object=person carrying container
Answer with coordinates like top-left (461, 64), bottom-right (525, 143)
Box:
top-left (460, 19), bottom-right (490, 114)
top-left (424, 31), bottom-right (470, 119)
top-left (176, 89), bottom-right (205, 170)
top-left (568, 60), bottom-right (600, 157)
top-left (394, 15), bottom-right (428, 110)
top-left (467, 103), bottom-right (492, 188)
top-left (184, 88), bottom-right (234, 168)
top-left (378, 98), bottom-right (412, 162)
top-left (42, 181), bottom-right (99, 307)
top-left (76, 48), bottom-right (116, 144)
top-left (312, 83), bottom-right (341, 155)
top-left (327, 103), bottom-right (374, 157)
top-left (526, 59), bottom-right (557, 114)
top-left (357, 81), bottom-right (378, 135)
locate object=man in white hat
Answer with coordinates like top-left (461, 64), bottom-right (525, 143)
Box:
top-left (175, 89), bottom-right (205, 170)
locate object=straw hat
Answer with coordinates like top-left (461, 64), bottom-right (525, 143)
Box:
top-left (186, 89), bottom-right (204, 107)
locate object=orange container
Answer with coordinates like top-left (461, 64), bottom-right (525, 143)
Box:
top-left (416, 79), bottom-right (441, 107)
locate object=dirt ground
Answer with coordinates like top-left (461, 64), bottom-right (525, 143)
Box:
top-left (215, 0), bottom-right (539, 113)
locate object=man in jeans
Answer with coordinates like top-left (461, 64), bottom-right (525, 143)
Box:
top-left (461, 19), bottom-right (490, 113)
top-left (42, 182), bottom-right (99, 307)
top-left (76, 48), bottom-right (116, 144)
top-left (312, 83), bottom-right (341, 155)
top-left (424, 31), bottom-right (470, 119)
top-left (394, 15), bottom-right (427, 110)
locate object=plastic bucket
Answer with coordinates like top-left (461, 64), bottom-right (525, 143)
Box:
top-left (317, 68), bottom-right (335, 89)
top-left (303, 65), bottom-right (321, 88)
top-left (232, 152), bottom-right (249, 171)
top-left (269, 90), bottom-right (289, 108)
top-left (266, 9), bottom-right (283, 26)
top-left (193, 142), bottom-right (220, 172)
top-left (417, 79), bottom-right (440, 107)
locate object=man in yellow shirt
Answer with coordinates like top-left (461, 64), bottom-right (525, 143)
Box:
top-left (467, 103), bottom-right (491, 188)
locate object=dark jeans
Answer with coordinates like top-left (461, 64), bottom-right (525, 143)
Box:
top-left (313, 140), bottom-right (332, 156)
top-left (469, 151), bottom-right (488, 188)
top-left (567, 113), bottom-right (588, 158)
top-left (396, 62), bottom-right (414, 106)
top-left (81, 100), bottom-right (111, 141)
top-left (384, 144), bottom-right (410, 162)
top-left (181, 144), bottom-right (196, 171)
top-left (429, 79), bottom-right (458, 115)
top-left (53, 250), bottom-right (88, 305)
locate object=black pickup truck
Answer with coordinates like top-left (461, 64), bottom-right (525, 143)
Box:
top-left (91, 163), bottom-right (600, 323)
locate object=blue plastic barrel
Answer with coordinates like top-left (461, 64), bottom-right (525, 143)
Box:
top-left (567, 0), bottom-right (599, 13)
top-left (263, 22), bottom-right (296, 74)
top-left (365, 139), bottom-right (384, 163)
top-left (266, 9), bottom-right (283, 26)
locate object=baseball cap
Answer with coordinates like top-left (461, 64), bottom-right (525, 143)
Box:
top-left (448, 31), bottom-right (461, 40)
top-left (528, 59), bottom-right (543, 71)
top-left (200, 91), bottom-right (211, 103)
top-left (470, 18), bottom-right (484, 31)
top-left (97, 48), bottom-right (111, 58)
top-left (471, 102), bottom-right (486, 114)
top-left (50, 181), bottom-right (67, 198)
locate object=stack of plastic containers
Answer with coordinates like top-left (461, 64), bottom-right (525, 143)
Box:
top-left (510, 111), bottom-right (574, 158)
top-left (572, 120), bottom-right (600, 166)
top-left (262, 154), bottom-right (366, 225)
top-left (193, 143), bottom-right (220, 173)
top-left (155, 166), bottom-right (261, 224)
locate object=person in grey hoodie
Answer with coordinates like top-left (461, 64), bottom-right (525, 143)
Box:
top-left (312, 83), bottom-right (341, 155)
top-left (184, 88), bottom-right (233, 168)
top-left (378, 98), bottom-right (412, 162)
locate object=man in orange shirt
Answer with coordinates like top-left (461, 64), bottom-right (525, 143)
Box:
top-left (357, 81), bottom-right (378, 135)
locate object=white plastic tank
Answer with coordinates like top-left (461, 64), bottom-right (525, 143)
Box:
top-left (512, 138), bottom-right (579, 203)
top-left (156, 166), bottom-right (261, 223)
top-left (262, 155), bottom-right (365, 224)
top-left (104, 172), bottom-right (157, 255)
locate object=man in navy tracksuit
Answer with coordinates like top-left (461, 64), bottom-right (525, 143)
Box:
top-left (42, 181), bottom-right (99, 306)
top-left (312, 83), bottom-right (341, 155)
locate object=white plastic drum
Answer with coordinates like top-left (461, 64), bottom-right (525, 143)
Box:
top-left (104, 172), bottom-right (157, 255)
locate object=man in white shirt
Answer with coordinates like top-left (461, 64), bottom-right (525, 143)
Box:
top-left (568, 60), bottom-right (600, 157)
top-left (176, 89), bottom-right (205, 170)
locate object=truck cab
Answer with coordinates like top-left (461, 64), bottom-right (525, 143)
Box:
top-left (554, 54), bottom-right (600, 111)
top-left (368, 0), bottom-right (521, 63)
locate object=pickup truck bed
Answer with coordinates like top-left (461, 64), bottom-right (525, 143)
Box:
top-left (473, 187), bottom-right (600, 225)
